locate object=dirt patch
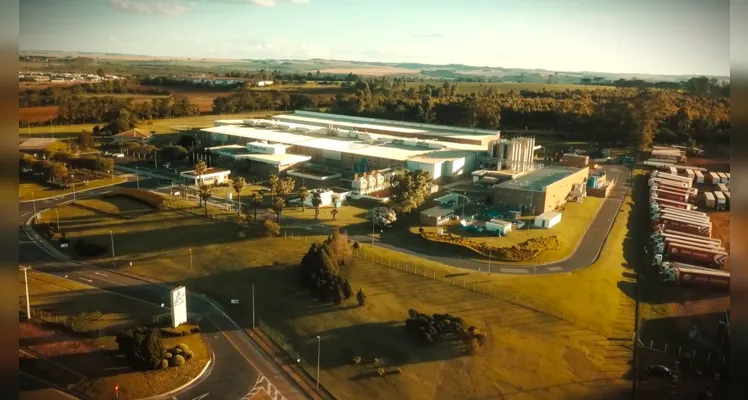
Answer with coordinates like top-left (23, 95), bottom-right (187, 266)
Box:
top-left (319, 67), bottom-right (419, 76)
top-left (20, 106), bottom-right (59, 123)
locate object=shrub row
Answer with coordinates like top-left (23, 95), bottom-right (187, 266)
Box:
top-left (105, 189), bottom-right (165, 209)
top-left (420, 232), bottom-right (560, 261)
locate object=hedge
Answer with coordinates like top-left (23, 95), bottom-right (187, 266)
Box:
top-left (420, 232), bottom-right (560, 262)
top-left (104, 189), bottom-right (165, 209)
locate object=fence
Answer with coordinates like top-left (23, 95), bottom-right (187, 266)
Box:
top-left (637, 337), bottom-right (728, 373)
top-left (21, 303), bottom-right (109, 339)
top-left (256, 318), bottom-right (335, 398)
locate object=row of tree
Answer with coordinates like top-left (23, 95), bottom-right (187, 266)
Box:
top-left (20, 152), bottom-right (114, 183)
top-left (405, 309), bottom-right (487, 353)
top-left (19, 79), bottom-right (167, 108)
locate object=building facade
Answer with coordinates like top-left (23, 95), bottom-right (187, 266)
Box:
top-left (492, 167), bottom-right (589, 215)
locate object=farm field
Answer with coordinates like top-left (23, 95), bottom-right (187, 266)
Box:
top-left (19, 111), bottom-right (282, 135)
top-left (410, 196), bottom-right (605, 265)
top-left (40, 190), bottom-right (634, 400)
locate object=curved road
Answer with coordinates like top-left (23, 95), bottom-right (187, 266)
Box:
top-left (19, 177), bottom-right (312, 400)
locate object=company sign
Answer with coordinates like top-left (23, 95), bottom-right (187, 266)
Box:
top-left (170, 286), bottom-right (187, 328)
top-left (669, 245), bottom-right (727, 267)
top-left (680, 272), bottom-right (729, 287)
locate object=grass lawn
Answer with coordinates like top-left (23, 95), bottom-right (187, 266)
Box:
top-left (20, 270), bottom-right (210, 400)
top-left (38, 186), bottom-right (636, 399)
top-left (19, 176), bottom-right (127, 202)
top-left (283, 199), bottom-right (378, 229)
top-left (410, 196), bottom-right (604, 265)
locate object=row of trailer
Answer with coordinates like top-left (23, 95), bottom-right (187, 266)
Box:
top-left (647, 171), bottom-right (729, 291)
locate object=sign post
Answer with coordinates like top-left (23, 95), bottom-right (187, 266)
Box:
top-left (114, 384), bottom-right (119, 399)
top-left (170, 286), bottom-right (187, 328)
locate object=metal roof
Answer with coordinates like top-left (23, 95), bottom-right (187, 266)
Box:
top-left (496, 166), bottom-right (584, 192)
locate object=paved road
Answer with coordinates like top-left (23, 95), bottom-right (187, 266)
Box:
top-left (350, 166), bottom-right (631, 275)
top-left (19, 177), bottom-right (310, 400)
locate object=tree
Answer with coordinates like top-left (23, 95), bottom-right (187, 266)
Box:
top-left (357, 288), bottom-right (366, 306)
top-left (268, 174), bottom-right (280, 202)
top-left (365, 207), bottom-right (397, 228)
top-left (275, 176), bottom-right (295, 199)
top-left (331, 208), bottom-right (339, 220)
top-left (96, 68), bottom-right (106, 78)
top-left (231, 176), bottom-right (246, 215)
top-left (78, 132), bottom-right (93, 150)
top-left (47, 162), bottom-right (68, 183)
top-left (263, 219), bottom-right (280, 240)
top-left (198, 184), bottom-right (212, 215)
top-left (389, 169), bottom-right (433, 213)
top-left (194, 160), bottom-right (207, 186)
top-left (271, 198), bottom-right (285, 223)
top-left (248, 191), bottom-right (264, 220)
top-left (159, 145), bottom-right (188, 162)
top-left (298, 187), bottom-right (309, 212)
top-left (115, 326), bottom-right (164, 370)
top-left (311, 191), bottom-right (322, 220)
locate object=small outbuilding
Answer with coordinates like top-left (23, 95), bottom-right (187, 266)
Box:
top-left (180, 167), bottom-right (231, 186)
top-left (420, 206), bottom-right (456, 226)
top-left (534, 211), bottom-right (562, 229)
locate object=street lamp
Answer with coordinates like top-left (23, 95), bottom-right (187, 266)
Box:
top-left (316, 335), bottom-right (321, 390)
top-left (71, 174), bottom-right (76, 202)
top-left (55, 208), bottom-right (60, 231)
top-left (488, 248), bottom-right (492, 275)
top-left (135, 167), bottom-right (140, 189)
top-left (31, 192), bottom-right (37, 216)
top-left (20, 266), bottom-right (32, 320)
top-left (109, 230), bottom-right (115, 262)
top-left (189, 248), bottom-right (193, 271)
top-left (108, 169), bottom-right (113, 181)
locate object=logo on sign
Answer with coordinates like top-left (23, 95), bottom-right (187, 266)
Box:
top-left (174, 290), bottom-right (185, 308)
top-left (671, 247), bottom-right (678, 254)
top-left (682, 273), bottom-right (692, 281)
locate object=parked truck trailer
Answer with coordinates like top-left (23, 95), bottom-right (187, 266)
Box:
top-left (648, 177), bottom-right (690, 189)
top-left (650, 188), bottom-right (690, 203)
top-left (660, 265), bottom-right (730, 291)
top-left (650, 196), bottom-right (698, 210)
top-left (654, 243), bottom-right (728, 268)
top-left (651, 229), bottom-right (721, 244)
top-left (650, 184), bottom-right (697, 196)
top-left (651, 171), bottom-right (693, 184)
top-left (652, 217), bottom-right (712, 237)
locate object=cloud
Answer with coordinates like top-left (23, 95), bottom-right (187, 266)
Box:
top-left (410, 33), bottom-right (444, 38)
top-left (109, 0), bottom-right (190, 16)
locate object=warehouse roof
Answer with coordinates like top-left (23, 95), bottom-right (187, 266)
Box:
top-left (496, 166), bottom-right (585, 192)
top-left (202, 124), bottom-right (483, 162)
top-left (421, 206), bottom-right (456, 218)
top-left (19, 138), bottom-right (58, 151)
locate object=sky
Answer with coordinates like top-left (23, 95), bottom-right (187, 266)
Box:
top-left (20, 0), bottom-right (730, 77)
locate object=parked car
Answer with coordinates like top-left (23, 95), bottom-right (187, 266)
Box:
top-left (644, 364), bottom-right (672, 377)
top-left (163, 162), bottom-right (172, 168)
top-left (111, 153), bottom-right (124, 158)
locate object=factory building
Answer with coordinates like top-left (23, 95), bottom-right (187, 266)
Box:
top-left (491, 166), bottom-right (589, 215)
top-left (200, 111), bottom-right (500, 182)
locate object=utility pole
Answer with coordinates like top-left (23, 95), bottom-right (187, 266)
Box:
top-left (135, 167), bottom-right (140, 189)
top-left (316, 335), bottom-right (321, 390)
top-left (488, 249), bottom-right (492, 275)
top-left (109, 230), bottom-right (115, 261)
top-left (189, 248), bottom-right (193, 271)
top-left (71, 174), bottom-right (76, 202)
top-left (55, 209), bottom-right (60, 231)
top-left (252, 284), bottom-right (255, 329)
top-left (20, 266), bottom-right (32, 320)
top-left (31, 192), bottom-right (36, 216)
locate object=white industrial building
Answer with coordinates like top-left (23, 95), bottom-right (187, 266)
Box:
top-left (199, 111), bottom-right (541, 182)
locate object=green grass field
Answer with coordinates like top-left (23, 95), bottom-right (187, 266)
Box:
top-left (20, 176), bottom-right (127, 202)
top-left (38, 184), bottom-right (636, 399)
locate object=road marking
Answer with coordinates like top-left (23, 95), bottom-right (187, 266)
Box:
top-left (78, 277), bottom-right (94, 283)
top-left (546, 266), bottom-right (563, 272)
top-left (190, 394), bottom-right (210, 400)
top-left (499, 268), bottom-right (529, 274)
top-left (20, 212), bottom-right (29, 218)
top-left (94, 271), bottom-right (108, 277)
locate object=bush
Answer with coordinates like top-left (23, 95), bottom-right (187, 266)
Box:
top-left (475, 333), bottom-right (488, 346)
top-left (163, 352), bottom-right (173, 359)
top-left (73, 239), bottom-right (108, 257)
top-left (467, 338), bottom-right (481, 355)
top-left (116, 326), bottom-right (164, 370)
top-left (356, 288), bottom-right (367, 307)
top-left (352, 356), bottom-right (362, 365)
top-left (405, 309), bottom-right (469, 345)
top-left (377, 368), bottom-right (385, 377)
top-left (184, 350), bottom-right (194, 360)
top-left (105, 189), bottom-right (165, 209)
top-left (373, 358), bottom-right (381, 367)
top-left (174, 343), bottom-right (190, 353)
top-left (173, 348), bottom-right (183, 355)
top-left (418, 227), bottom-right (425, 234)
top-left (173, 354), bottom-right (186, 366)
top-left (420, 232), bottom-right (561, 262)
top-left (299, 231), bottom-right (355, 305)
top-left (160, 359), bottom-right (169, 369)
